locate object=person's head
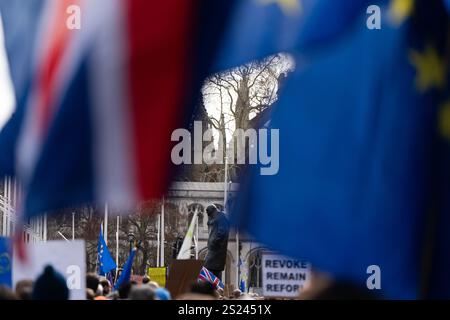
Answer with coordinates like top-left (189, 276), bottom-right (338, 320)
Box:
top-left (106, 291), bottom-right (119, 300)
top-left (86, 288), bottom-right (95, 300)
top-left (142, 276), bottom-right (150, 284)
top-left (154, 287), bottom-right (171, 300)
top-left (118, 282), bottom-right (133, 299)
top-left (190, 281), bottom-right (216, 297)
top-left (148, 281), bottom-right (159, 290)
top-left (232, 289), bottom-right (242, 299)
top-left (32, 265), bottom-right (69, 300)
top-left (15, 279), bottom-right (33, 300)
top-left (96, 284), bottom-right (104, 297)
top-left (0, 285), bottom-right (17, 300)
top-left (86, 273), bottom-right (100, 292)
top-left (99, 278), bottom-right (111, 295)
top-left (206, 205), bottom-right (218, 217)
top-left (129, 285), bottom-right (155, 300)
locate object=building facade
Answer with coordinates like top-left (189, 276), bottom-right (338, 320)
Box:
top-left (166, 182), bottom-right (266, 292)
top-left (0, 177), bottom-right (47, 243)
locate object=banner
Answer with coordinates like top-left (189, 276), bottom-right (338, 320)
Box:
top-left (147, 267), bottom-right (167, 288)
top-left (13, 240), bottom-right (86, 300)
top-left (177, 210), bottom-right (198, 260)
top-left (262, 253), bottom-right (311, 298)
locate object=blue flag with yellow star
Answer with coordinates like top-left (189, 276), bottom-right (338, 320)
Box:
top-left (233, 0), bottom-right (448, 299)
top-left (215, 0), bottom-right (375, 71)
top-left (98, 225), bottom-right (116, 276)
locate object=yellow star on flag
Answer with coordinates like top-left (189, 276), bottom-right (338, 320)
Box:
top-left (389, 0), bottom-right (414, 25)
top-left (258, 0), bottom-right (301, 16)
top-left (440, 101), bottom-right (450, 141)
top-left (409, 45), bottom-right (446, 93)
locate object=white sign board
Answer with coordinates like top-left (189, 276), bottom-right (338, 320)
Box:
top-left (262, 253), bottom-right (310, 298)
top-left (13, 240), bottom-right (86, 300)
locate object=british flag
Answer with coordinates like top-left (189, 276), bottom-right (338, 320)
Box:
top-left (198, 267), bottom-right (224, 290)
top-left (0, 0), bottom-right (235, 219)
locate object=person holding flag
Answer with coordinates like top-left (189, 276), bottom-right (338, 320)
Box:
top-left (198, 266), bottom-right (225, 291)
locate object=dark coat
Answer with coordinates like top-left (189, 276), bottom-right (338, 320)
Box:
top-left (204, 211), bottom-right (230, 271)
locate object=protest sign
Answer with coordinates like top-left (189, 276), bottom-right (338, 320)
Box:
top-left (13, 240), bottom-right (86, 300)
top-left (167, 260), bottom-right (203, 298)
top-left (262, 252), bottom-right (310, 298)
top-left (148, 267), bottom-right (167, 287)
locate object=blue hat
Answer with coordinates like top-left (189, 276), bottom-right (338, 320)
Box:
top-left (155, 288), bottom-right (171, 300)
top-left (32, 265), bottom-right (69, 300)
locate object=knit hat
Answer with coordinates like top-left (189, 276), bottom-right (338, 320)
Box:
top-left (32, 265), bottom-right (69, 300)
top-left (155, 287), bottom-right (171, 300)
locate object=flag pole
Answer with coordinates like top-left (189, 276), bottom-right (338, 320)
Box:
top-left (104, 203), bottom-right (108, 244)
top-left (195, 208), bottom-right (199, 260)
top-left (2, 176), bottom-right (7, 236)
top-left (72, 212), bottom-right (75, 240)
top-left (156, 214), bottom-right (160, 267)
top-left (160, 197), bottom-right (165, 267)
top-left (115, 215), bottom-right (120, 280)
top-left (6, 177), bottom-right (10, 236)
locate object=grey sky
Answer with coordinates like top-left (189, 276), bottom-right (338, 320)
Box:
top-left (0, 15), bottom-right (15, 130)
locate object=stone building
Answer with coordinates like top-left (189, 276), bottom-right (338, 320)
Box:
top-left (0, 177), bottom-right (46, 243)
top-left (166, 182), bottom-right (266, 292)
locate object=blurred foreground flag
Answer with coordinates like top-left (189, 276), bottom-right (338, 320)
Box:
top-left (0, 0), bottom-right (233, 218)
top-left (215, 0), bottom-right (373, 71)
top-left (0, 0), bottom-right (44, 176)
top-left (0, 238), bottom-right (12, 288)
top-left (0, 0), bottom-right (44, 99)
top-left (233, 0), bottom-right (448, 299)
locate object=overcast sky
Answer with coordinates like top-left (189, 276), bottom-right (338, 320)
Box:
top-left (0, 15), bottom-right (15, 131)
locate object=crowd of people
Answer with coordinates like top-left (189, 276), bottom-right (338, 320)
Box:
top-left (0, 264), bottom-right (265, 300)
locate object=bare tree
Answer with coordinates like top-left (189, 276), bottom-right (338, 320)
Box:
top-left (127, 201), bottom-right (160, 275)
top-left (202, 53), bottom-right (294, 181)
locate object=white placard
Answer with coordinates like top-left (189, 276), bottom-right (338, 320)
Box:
top-left (13, 240), bottom-right (86, 300)
top-left (262, 253), bottom-right (310, 298)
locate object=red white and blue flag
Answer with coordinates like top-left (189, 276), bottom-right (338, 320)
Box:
top-left (0, 0), bottom-right (234, 218)
top-left (198, 267), bottom-right (224, 290)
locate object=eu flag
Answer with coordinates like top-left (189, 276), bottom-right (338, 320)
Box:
top-left (98, 226), bottom-right (116, 276)
top-left (114, 248), bottom-right (136, 291)
top-left (215, 0), bottom-right (373, 72)
top-left (0, 237), bottom-right (12, 288)
top-left (233, 1), bottom-right (447, 299)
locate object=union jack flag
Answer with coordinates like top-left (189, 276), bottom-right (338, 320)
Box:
top-left (198, 267), bottom-right (224, 290)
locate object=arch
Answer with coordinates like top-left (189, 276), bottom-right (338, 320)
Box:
top-left (246, 247), bottom-right (265, 289)
top-left (187, 203), bottom-right (205, 226)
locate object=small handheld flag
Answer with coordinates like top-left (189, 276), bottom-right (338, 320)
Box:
top-left (198, 267), bottom-right (224, 291)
